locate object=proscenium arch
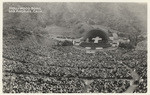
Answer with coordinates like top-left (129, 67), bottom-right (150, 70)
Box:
top-left (82, 29), bottom-right (109, 43)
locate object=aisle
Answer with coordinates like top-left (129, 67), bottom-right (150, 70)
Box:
top-left (106, 52), bottom-right (140, 93)
top-left (123, 63), bottom-right (139, 93)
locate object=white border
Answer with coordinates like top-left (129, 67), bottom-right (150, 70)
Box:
top-left (0, 0), bottom-right (149, 95)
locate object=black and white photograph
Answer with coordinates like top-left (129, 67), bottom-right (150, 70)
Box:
top-left (2, 2), bottom-right (147, 93)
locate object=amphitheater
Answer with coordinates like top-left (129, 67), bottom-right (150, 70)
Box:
top-left (73, 25), bottom-right (119, 53)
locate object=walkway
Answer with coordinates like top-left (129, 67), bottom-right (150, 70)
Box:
top-left (123, 64), bottom-right (139, 93)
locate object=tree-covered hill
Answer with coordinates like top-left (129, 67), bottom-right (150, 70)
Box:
top-left (3, 2), bottom-right (147, 47)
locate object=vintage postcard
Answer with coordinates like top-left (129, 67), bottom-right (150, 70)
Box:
top-left (1, 0), bottom-right (149, 94)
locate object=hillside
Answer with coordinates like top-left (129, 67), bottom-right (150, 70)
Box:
top-left (4, 3), bottom-right (147, 32)
top-left (3, 2), bottom-right (147, 47)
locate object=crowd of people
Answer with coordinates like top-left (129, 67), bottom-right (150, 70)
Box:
top-left (3, 45), bottom-right (133, 79)
top-left (3, 73), bottom-right (86, 93)
top-left (134, 79), bottom-right (147, 93)
top-left (3, 37), bottom-right (147, 93)
top-left (89, 79), bottom-right (130, 93)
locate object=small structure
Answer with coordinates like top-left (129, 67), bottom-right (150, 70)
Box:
top-left (111, 41), bottom-right (119, 47)
top-left (112, 43), bottom-right (117, 47)
top-left (96, 47), bottom-right (103, 50)
top-left (86, 38), bottom-right (89, 43)
top-left (119, 38), bottom-right (130, 43)
top-left (85, 47), bottom-right (91, 49)
top-left (74, 42), bottom-right (80, 46)
top-left (112, 33), bottom-right (118, 40)
top-left (73, 39), bottom-right (81, 46)
top-left (109, 37), bottom-right (114, 40)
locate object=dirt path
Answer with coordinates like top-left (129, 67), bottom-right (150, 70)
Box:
top-left (123, 64), bottom-right (139, 93)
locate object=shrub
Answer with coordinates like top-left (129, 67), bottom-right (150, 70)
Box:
top-left (62, 40), bottom-right (73, 46)
top-left (119, 42), bottom-right (135, 49)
